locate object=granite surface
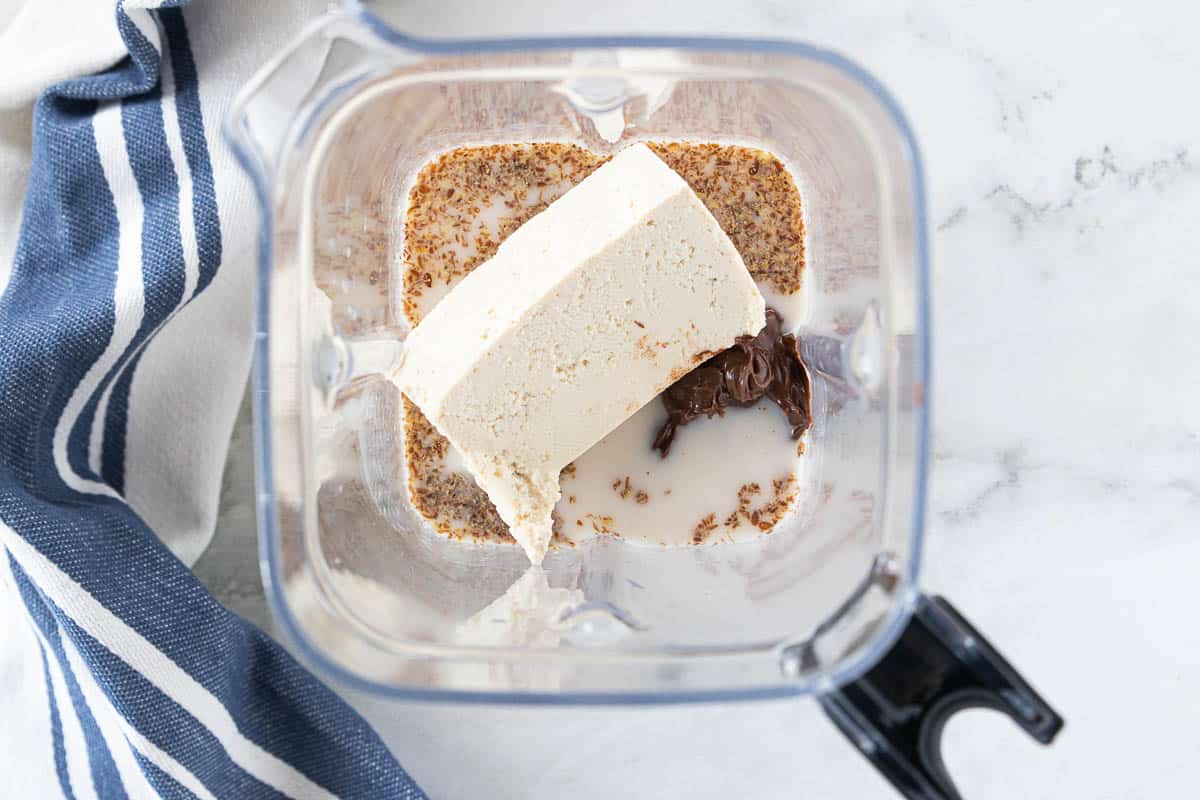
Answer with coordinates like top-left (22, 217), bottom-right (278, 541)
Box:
top-left (197, 1), bottom-right (1200, 796)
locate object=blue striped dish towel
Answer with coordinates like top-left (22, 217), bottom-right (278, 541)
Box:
top-left (0, 1), bottom-right (426, 797)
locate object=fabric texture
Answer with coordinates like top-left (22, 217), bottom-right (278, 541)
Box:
top-left (0, 1), bottom-right (426, 797)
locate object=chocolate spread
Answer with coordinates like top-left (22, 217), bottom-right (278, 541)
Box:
top-left (653, 308), bottom-right (812, 457)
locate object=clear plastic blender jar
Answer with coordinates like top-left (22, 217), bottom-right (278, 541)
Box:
top-left (225, 4), bottom-right (1063, 796)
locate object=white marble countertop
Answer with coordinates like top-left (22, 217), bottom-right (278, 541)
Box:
top-left (197, 1), bottom-right (1200, 796)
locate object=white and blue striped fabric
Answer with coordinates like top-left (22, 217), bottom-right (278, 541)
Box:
top-left (0, 1), bottom-right (426, 797)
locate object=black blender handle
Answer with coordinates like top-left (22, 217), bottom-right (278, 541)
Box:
top-left (819, 594), bottom-right (1064, 800)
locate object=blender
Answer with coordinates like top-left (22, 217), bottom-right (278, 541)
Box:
top-left (225, 4), bottom-right (1064, 796)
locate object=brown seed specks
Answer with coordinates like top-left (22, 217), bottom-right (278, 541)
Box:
top-left (722, 474), bottom-right (798, 533)
top-left (584, 513), bottom-right (619, 537)
top-left (692, 513), bottom-right (719, 545)
top-left (612, 477), bottom-right (653, 505)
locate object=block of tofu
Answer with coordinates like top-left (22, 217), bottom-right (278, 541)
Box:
top-left (397, 143), bottom-right (765, 564)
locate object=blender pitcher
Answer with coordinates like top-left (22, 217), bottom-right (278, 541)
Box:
top-left (224, 4), bottom-right (1064, 797)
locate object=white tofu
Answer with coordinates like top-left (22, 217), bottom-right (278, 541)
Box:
top-left (397, 143), bottom-right (765, 563)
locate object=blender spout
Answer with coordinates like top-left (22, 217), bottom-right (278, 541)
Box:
top-left (223, 8), bottom-right (406, 194)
